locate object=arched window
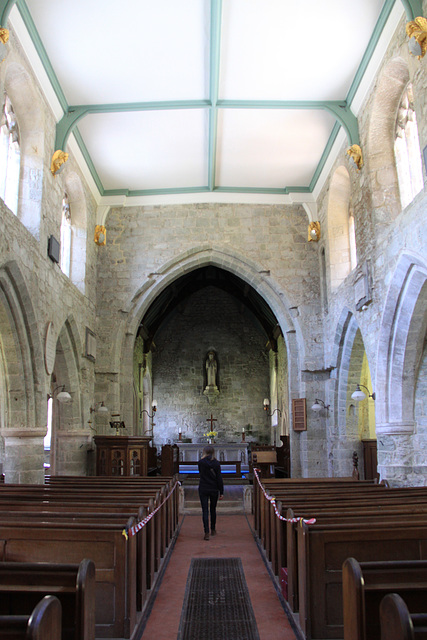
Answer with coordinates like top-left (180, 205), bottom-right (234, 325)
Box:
top-left (394, 84), bottom-right (423, 209)
top-left (327, 166), bottom-right (356, 290)
top-left (0, 95), bottom-right (20, 215)
top-left (348, 209), bottom-right (357, 271)
top-left (60, 192), bottom-right (71, 277)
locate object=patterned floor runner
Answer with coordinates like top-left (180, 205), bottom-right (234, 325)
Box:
top-left (177, 557), bottom-right (260, 640)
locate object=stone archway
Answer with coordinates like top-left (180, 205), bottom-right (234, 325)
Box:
top-left (375, 252), bottom-right (427, 485)
top-left (49, 317), bottom-right (86, 476)
top-left (102, 245), bottom-right (306, 475)
top-left (329, 309), bottom-right (376, 477)
top-left (0, 261), bottom-right (44, 482)
top-left (376, 252), bottom-right (427, 435)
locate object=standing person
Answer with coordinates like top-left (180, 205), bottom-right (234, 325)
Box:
top-left (198, 446), bottom-right (224, 540)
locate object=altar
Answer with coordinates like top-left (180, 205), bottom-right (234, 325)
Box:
top-left (176, 442), bottom-right (249, 465)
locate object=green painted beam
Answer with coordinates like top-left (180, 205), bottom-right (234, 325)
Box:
top-left (0, 0), bottom-right (16, 26)
top-left (309, 122), bottom-right (341, 192)
top-left (217, 99), bottom-right (359, 146)
top-left (17, 0), bottom-right (68, 111)
top-left (401, 0), bottom-right (423, 20)
top-left (54, 100), bottom-right (211, 151)
top-left (208, 0), bottom-right (222, 191)
top-left (101, 185), bottom-right (312, 198)
top-left (347, 0), bottom-right (396, 105)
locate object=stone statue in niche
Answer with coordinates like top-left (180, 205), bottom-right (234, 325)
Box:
top-left (204, 350), bottom-right (219, 401)
top-left (206, 351), bottom-right (217, 387)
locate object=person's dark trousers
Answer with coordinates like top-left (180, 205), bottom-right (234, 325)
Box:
top-left (199, 489), bottom-right (219, 533)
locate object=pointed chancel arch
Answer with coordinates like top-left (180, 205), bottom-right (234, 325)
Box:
top-left (108, 246), bottom-right (305, 473)
top-left (0, 261), bottom-right (44, 482)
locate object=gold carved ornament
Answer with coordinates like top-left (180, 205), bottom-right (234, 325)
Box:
top-left (50, 150), bottom-right (69, 176)
top-left (347, 144), bottom-right (363, 171)
top-left (0, 28), bottom-right (9, 44)
top-left (0, 27), bottom-right (9, 64)
top-left (308, 221), bottom-right (321, 242)
top-left (94, 225), bottom-right (106, 246)
top-left (406, 17), bottom-right (427, 59)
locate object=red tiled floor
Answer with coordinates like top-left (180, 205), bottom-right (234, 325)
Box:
top-left (140, 513), bottom-right (298, 639)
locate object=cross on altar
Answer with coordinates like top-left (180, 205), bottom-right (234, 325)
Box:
top-left (207, 414), bottom-right (217, 430)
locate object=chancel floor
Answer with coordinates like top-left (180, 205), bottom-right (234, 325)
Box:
top-left (139, 511), bottom-right (298, 640)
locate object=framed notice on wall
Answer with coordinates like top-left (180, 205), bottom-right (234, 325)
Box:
top-left (292, 398), bottom-right (307, 432)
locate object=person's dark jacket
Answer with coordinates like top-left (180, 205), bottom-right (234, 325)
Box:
top-left (198, 455), bottom-right (224, 495)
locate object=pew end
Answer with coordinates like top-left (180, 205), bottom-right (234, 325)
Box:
top-left (0, 595), bottom-right (62, 640)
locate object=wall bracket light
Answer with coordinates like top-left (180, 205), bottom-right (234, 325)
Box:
top-left (140, 400), bottom-right (157, 419)
top-left (351, 384), bottom-right (375, 402)
top-left (141, 401), bottom-right (157, 438)
top-left (50, 385), bottom-right (72, 404)
top-left (90, 401), bottom-right (108, 414)
top-left (263, 398), bottom-right (282, 418)
top-left (311, 398), bottom-right (330, 412)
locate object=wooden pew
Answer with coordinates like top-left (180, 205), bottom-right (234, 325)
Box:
top-left (0, 475), bottom-right (180, 630)
top-left (343, 557), bottom-right (427, 640)
top-left (0, 559), bottom-right (95, 640)
top-left (0, 516), bottom-right (137, 639)
top-left (380, 593), bottom-right (427, 640)
top-left (297, 519), bottom-right (427, 640)
top-left (255, 480), bottom-right (388, 578)
top-left (0, 595), bottom-right (62, 640)
top-left (284, 496), bottom-right (427, 613)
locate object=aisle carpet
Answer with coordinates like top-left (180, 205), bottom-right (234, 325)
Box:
top-left (177, 557), bottom-right (259, 640)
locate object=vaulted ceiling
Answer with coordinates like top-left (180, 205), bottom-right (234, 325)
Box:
top-left (138, 266), bottom-right (281, 351)
top-left (6, 0), bottom-right (416, 208)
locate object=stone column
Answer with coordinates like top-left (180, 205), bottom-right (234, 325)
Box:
top-left (2, 428), bottom-right (46, 483)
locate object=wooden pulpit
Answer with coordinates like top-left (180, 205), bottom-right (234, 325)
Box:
top-left (94, 435), bottom-right (152, 476)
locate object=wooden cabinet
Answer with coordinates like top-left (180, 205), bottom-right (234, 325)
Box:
top-left (94, 436), bottom-right (152, 476)
top-left (362, 439), bottom-right (379, 481)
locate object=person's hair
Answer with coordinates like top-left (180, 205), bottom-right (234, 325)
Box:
top-left (202, 446), bottom-right (215, 459)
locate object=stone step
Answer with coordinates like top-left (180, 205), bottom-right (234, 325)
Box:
top-left (181, 484), bottom-right (252, 515)
top-left (180, 475), bottom-right (250, 485)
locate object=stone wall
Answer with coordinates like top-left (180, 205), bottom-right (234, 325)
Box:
top-left (149, 287), bottom-right (270, 447)
top-left (0, 26), bottom-right (99, 481)
top-left (1, 7), bottom-right (427, 484)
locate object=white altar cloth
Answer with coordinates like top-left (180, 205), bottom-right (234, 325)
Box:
top-left (176, 442), bottom-right (249, 465)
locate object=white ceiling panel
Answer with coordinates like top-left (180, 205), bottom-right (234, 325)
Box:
top-left (220, 0), bottom-right (385, 101)
top-left (25, 0), bottom-right (210, 104)
top-left (10, 0), bottom-right (404, 202)
top-left (77, 109), bottom-right (209, 191)
top-left (216, 109), bottom-right (336, 188)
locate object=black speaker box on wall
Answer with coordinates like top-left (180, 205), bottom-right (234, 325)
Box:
top-left (47, 235), bottom-right (60, 263)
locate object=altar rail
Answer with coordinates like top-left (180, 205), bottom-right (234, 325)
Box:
top-left (179, 460), bottom-right (242, 477)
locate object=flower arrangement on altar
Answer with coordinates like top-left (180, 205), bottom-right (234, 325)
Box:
top-left (204, 430), bottom-right (218, 443)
